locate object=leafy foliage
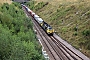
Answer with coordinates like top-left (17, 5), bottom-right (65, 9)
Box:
top-left (82, 29), bottom-right (90, 36)
top-left (0, 2), bottom-right (44, 60)
top-left (25, 1), bottom-right (48, 11)
top-left (25, 1), bottom-right (36, 10)
top-left (34, 2), bottom-right (48, 11)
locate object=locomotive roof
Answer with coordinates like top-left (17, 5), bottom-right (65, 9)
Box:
top-left (44, 22), bottom-right (52, 28)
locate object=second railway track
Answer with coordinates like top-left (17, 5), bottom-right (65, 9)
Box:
top-left (23, 7), bottom-right (60, 60)
top-left (50, 36), bottom-right (83, 60)
top-left (22, 5), bottom-right (90, 60)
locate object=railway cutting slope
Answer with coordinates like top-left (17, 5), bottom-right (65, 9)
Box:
top-left (22, 5), bottom-right (90, 60)
top-left (27, 0), bottom-right (90, 58)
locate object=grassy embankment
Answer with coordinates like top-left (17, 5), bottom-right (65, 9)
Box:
top-left (29, 0), bottom-right (90, 57)
top-left (0, 0), bottom-right (12, 4)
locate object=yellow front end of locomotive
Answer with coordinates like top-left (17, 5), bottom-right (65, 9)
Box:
top-left (47, 29), bottom-right (54, 34)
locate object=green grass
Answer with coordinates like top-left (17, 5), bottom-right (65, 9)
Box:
top-left (28, 0), bottom-right (90, 57)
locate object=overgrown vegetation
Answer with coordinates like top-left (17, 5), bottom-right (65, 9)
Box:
top-left (0, 2), bottom-right (44, 60)
top-left (0, 0), bottom-right (12, 4)
top-left (26, 0), bottom-right (90, 57)
top-left (25, 1), bottom-right (48, 11)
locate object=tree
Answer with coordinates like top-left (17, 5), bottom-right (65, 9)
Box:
top-left (0, 2), bottom-right (44, 60)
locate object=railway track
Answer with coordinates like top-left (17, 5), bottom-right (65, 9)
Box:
top-left (33, 18), bottom-right (58, 60)
top-left (50, 36), bottom-right (83, 60)
top-left (22, 6), bottom-right (90, 60)
top-left (22, 7), bottom-right (59, 60)
top-left (33, 19), bottom-right (82, 60)
top-left (42, 33), bottom-right (68, 60)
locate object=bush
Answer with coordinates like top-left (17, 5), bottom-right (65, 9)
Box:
top-left (0, 2), bottom-right (44, 60)
top-left (73, 26), bottom-right (78, 31)
top-left (73, 32), bottom-right (78, 36)
top-left (62, 27), bottom-right (68, 32)
top-left (82, 29), bottom-right (90, 36)
top-left (34, 2), bottom-right (48, 11)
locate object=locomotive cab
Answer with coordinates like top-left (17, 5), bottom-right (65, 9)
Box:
top-left (47, 26), bottom-right (54, 35)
